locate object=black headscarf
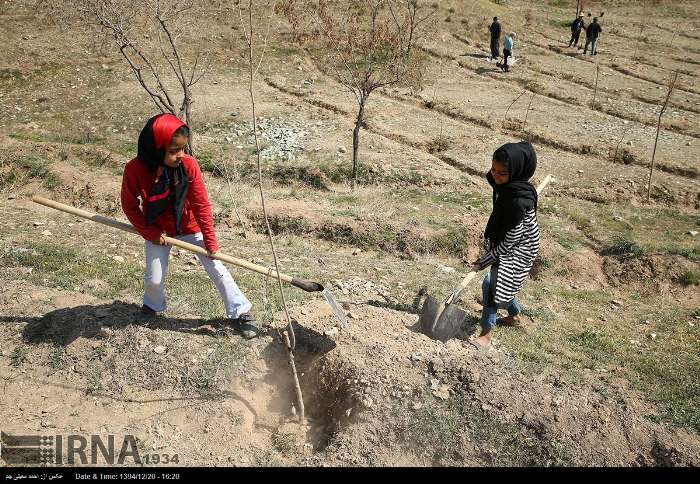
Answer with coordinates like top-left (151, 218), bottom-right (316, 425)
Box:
top-left (484, 141), bottom-right (538, 245)
top-left (137, 114), bottom-right (190, 235)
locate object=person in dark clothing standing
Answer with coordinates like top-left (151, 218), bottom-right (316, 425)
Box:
top-left (583, 17), bottom-right (602, 55)
top-left (489, 17), bottom-right (502, 61)
top-left (568, 12), bottom-right (585, 48)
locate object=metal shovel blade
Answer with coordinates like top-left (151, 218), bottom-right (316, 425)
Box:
top-left (418, 294), bottom-right (468, 342)
top-left (322, 288), bottom-right (348, 329)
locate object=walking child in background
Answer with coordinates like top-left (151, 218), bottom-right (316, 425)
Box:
top-left (501, 32), bottom-right (515, 72)
top-left (469, 142), bottom-right (540, 349)
top-left (489, 16), bottom-right (502, 62)
top-left (568, 12), bottom-right (585, 48)
top-left (121, 114), bottom-right (260, 339)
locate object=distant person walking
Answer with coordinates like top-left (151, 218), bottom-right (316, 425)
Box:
top-left (489, 17), bottom-right (502, 61)
top-left (501, 32), bottom-right (515, 72)
top-left (568, 12), bottom-right (585, 48)
top-left (583, 17), bottom-right (602, 55)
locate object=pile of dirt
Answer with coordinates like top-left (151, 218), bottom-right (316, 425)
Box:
top-left (288, 299), bottom-right (700, 466)
top-left (603, 254), bottom-right (700, 291)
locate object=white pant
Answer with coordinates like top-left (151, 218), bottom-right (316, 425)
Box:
top-left (143, 232), bottom-right (252, 319)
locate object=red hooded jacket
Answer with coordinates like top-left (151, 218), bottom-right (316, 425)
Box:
top-left (121, 155), bottom-right (220, 253)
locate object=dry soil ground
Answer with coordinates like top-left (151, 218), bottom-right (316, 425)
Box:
top-left (0, 0), bottom-right (699, 467)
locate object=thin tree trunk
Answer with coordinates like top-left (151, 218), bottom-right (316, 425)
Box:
top-left (352, 97), bottom-right (366, 191)
top-left (647, 71), bottom-right (678, 202)
top-left (185, 95), bottom-right (194, 155)
top-left (523, 92), bottom-right (535, 141)
top-left (242, 0), bottom-right (305, 422)
top-left (219, 156), bottom-right (248, 238)
top-left (505, 89), bottom-right (527, 121)
top-left (523, 92), bottom-right (535, 130)
top-left (591, 64), bottom-right (600, 109)
top-left (613, 123), bottom-right (633, 162)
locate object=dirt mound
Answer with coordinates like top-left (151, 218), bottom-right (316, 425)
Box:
top-left (603, 254), bottom-right (700, 291)
top-left (287, 299), bottom-right (700, 466)
top-left (532, 243), bottom-right (609, 290)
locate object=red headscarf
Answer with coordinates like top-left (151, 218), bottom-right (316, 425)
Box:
top-left (136, 113), bottom-right (190, 234)
top-left (137, 113), bottom-right (188, 171)
top-left (152, 114), bottom-right (187, 150)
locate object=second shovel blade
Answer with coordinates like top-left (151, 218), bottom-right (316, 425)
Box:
top-left (433, 303), bottom-right (468, 342)
top-left (419, 294), bottom-right (467, 342)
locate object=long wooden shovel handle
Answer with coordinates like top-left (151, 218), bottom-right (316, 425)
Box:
top-left (537, 175), bottom-right (554, 195)
top-left (444, 174), bottom-right (554, 305)
top-left (31, 196), bottom-right (323, 293)
top-left (445, 271), bottom-right (478, 305)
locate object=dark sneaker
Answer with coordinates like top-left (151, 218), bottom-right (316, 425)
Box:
top-left (137, 304), bottom-right (159, 321)
top-left (230, 313), bottom-right (260, 339)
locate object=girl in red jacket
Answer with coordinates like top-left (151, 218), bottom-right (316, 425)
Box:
top-left (121, 114), bottom-right (259, 338)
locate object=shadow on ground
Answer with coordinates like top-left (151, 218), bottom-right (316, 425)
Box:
top-left (0, 301), bottom-right (255, 346)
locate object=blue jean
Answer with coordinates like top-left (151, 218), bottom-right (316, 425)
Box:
top-left (480, 265), bottom-right (522, 331)
top-left (590, 38), bottom-right (598, 55)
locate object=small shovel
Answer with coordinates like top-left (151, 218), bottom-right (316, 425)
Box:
top-left (418, 174), bottom-right (554, 341)
top-left (32, 196), bottom-right (348, 329)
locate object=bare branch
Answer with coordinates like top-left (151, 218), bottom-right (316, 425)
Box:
top-left (157, 1), bottom-right (188, 89)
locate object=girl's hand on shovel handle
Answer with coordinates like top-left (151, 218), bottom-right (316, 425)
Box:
top-left (207, 250), bottom-right (218, 259)
top-left (462, 256), bottom-right (483, 272)
top-left (152, 235), bottom-right (168, 246)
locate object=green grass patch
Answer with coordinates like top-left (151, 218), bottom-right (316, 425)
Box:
top-left (0, 241), bottom-right (141, 299)
top-left (521, 306), bottom-right (558, 323)
top-left (389, 188), bottom-right (487, 209)
top-left (0, 155), bottom-right (61, 190)
top-left (555, 233), bottom-right (581, 250)
top-left (603, 234), bottom-right (646, 259)
top-left (625, 343), bottom-right (700, 433)
top-left (679, 270), bottom-right (700, 286)
top-left (558, 199), bottom-right (698, 257)
top-left (10, 345), bottom-right (30, 367)
top-left (48, 345), bottom-right (67, 371)
top-left (331, 194), bottom-right (360, 205)
top-left (431, 226), bottom-right (472, 256)
top-left (568, 327), bottom-right (615, 368)
top-left (504, 300), bottom-right (700, 433)
top-left (85, 366), bottom-right (104, 394)
top-left (550, 288), bottom-right (611, 304)
top-left (549, 19), bottom-right (572, 29)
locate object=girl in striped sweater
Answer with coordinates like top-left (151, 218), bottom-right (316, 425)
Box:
top-left (471, 141), bottom-right (540, 349)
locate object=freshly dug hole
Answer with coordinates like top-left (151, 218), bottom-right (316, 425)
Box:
top-left (284, 321), bottom-right (360, 452)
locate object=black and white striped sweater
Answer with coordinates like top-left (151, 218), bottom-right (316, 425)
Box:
top-left (477, 209), bottom-right (540, 304)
